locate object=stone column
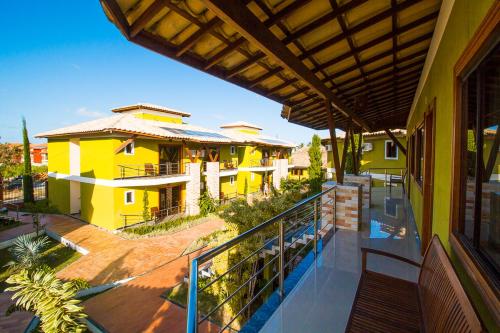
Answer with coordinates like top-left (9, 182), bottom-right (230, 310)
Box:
top-left (272, 159), bottom-right (289, 190)
top-left (344, 174), bottom-right (372, 208)
top-left (186, 163), bottom-right (201, 216)
top-left (205, 162), bottom-right (220, 200)
top-left (321, 181), bottom-right (363, 231)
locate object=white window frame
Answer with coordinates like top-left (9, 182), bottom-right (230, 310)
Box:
top-left (230, 146), bottom-right (236, 155)
top-left (250, 173), bottom-right (255, 181)
top-left (229, 176), bottom-right (235, 185)
top-left (124, 190), bottom-right (135, 205)
top-left (124, 142), bottom-right (135, 155)
top-left (384, 140), bottom-right (398, 160)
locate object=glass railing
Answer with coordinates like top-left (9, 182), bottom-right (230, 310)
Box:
top-left (186, 186), bottom-right (337, 332)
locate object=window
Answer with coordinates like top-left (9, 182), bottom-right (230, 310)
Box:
top-left (325, 144), bottom-right (332, 151)
top-left (457, 43), bottom-right (500, 279)
top-left (415, 127), bottom-right (424, 185)
top-left (124, 142), bottom-right (134, 155)
top-left (229, 176), bottom-right (235, 185)
top-left (384, 140), bottom-right (398, 160)
top-left (124, 190), bottom-right (134, 205)
top-left (250, 173), bottom-right (255, 181)
top-left (230, 146), bottom-right (236, 155)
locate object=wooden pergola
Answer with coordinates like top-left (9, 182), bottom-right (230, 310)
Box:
top-left (99, 0), bottom-right (441, 182)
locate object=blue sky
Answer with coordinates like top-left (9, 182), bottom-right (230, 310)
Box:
top-left (0, 1), bottom-right (327, 145)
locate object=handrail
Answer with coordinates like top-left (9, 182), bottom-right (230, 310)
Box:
top-left (186, 186), bottom-right (337, 333)
top-left (196, 188), bottom-right (331, 263)
top-left (117, 162), bottom-right (187, 179)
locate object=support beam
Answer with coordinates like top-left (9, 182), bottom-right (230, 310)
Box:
top-left (384, 129), bottom-right (407, 156)
top-left (349, 128), bottom-right (358, 174)
top-left (203, 0), bottom-right (371, 131)
top-left (340, 124), bottom-right (351, 174)
top-left (326, 100), bottom-right (344, 183)
top-left (114, 135), bottom-right (136, 154)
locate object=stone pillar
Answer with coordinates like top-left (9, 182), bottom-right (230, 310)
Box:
top-left (344, 174), bottom-right (372, 208)
top-left (272, 159), bottom-right (289, 190)
top-left (186, 163), bottom-right (200, 216)
top-left (335, 183), bottom-right (362, 231)
top-left (321, 181), bottom-right (362, 231)
top-left (205, 162), bottom-right (220, 200)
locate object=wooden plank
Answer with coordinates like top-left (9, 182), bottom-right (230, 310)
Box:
top-left (340, 125), bottom-right (351, 174)
top-left (114, 136), bottom-right (136, 154)
top-left (176, 18), bottom-right (221, 57)
top-left (203, 0), bottom-right (372, 131)
top-left (326, 100), bottom-right (344, 183)
top-left (384, 129), bottom-right (407, 156)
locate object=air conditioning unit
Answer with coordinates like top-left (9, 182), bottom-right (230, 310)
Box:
top-left (362, 143), bottom-right (373, 152)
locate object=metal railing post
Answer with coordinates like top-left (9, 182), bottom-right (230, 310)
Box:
top-left (186, 258), bottom-right (199, 333)
top-left (278, 218), bottom-right (285, 301)
top-left (385, 169), bottom-right (387, 187)
top-left (313, 198), bottom-right (318, 258)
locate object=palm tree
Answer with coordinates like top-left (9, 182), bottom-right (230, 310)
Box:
top-left (5, 235), bottom-right (50, 271)
top-left (6, 268), bottom-right (87, 332)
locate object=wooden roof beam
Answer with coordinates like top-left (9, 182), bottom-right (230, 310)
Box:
top-left (176, 18), bottom-right (222, 57)
top-left (202, 0), bottom-right (372, 131)
top-left (385, 129), bottom-right (407, 156)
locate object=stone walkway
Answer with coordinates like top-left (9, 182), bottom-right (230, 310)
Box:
top-left (43, 215), bottom-right (225, 285)
top-left (0, 213), bottom-right (224, 332)
top-left (84, 250), bottom-right (217, 333)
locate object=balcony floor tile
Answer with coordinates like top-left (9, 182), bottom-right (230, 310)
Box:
top-left (259, 187), bottom-right (421, 333)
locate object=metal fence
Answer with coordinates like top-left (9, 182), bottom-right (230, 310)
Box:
top-left (120, 202), bottom-right (186, 228)
top-left (0, 175), bottom-right (47, 205)
top-left (186, 186), bottom-right (337, 332)
top-left (117, 162), bottom-right (187, 179)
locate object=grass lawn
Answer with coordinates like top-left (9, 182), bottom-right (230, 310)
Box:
top-left (0, 237), bottom-right (81, 291)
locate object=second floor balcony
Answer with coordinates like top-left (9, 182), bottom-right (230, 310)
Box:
top-left (117, 162), bottom-right (187, 180)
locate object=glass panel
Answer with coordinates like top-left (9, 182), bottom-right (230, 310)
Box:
top-left (479, 44), bottom-right (500, 271)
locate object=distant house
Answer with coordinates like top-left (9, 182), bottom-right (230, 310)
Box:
top-left (321, 130), bottom-right (407, 183)
top-left (289, 145), bottom-right (328, 180)
top-left (30, 143), bottom-right (48, 166)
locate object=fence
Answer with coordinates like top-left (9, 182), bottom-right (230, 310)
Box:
top-left (0, 174), bottom-right (47, 205)
top-left (117, 162), bottom-right (187, 179)
top-left (186, 186), bottom-right (336, 332)
top-left (120, 202), bottom-right (186, 228)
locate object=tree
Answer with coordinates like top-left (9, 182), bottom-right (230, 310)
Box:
top-left (0, 143), bottom-right (23, 178)
top-left (344, 133), bottom-right (362, 175)
top-left (5, 235), bottom-right (50, 271)
top-left (22, 118), bottom-right (34, 203)
top-left (6, 269), bottom-right (87, 332)
top-left (142, 189), bottom-right (150, 222)
top-left (308, 134), bottom-right (323, 193)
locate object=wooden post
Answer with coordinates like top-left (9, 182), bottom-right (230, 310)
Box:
top-left (326, 100), bottom-right (343, 184)
top-left (340, 125), bottom-right (350, 175)
top-left (384, 129), bottom-right (407, 156)
top-left (349, 129), bottom-right (357, 175)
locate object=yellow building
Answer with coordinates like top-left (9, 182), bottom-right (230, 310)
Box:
top-left (288, 145), bottom-right (328, 181)
top-left (37, 104), bottom-right (293, 230)
top-left (321, 130), bottom-right (407, 184)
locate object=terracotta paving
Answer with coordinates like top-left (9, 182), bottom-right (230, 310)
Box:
top-left (43, 215), bottom-right (225, 285)
top-left (0, 292), bottom-right (32, 333)
top-left (84, 250), bottom-right (218, 333)
top-left (0, 211), bottom-right (45, 243)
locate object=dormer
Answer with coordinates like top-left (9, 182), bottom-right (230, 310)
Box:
top-left (220, 121), bottom-right (262, 135)
top-left (112, 103), bottom-right (190, 124)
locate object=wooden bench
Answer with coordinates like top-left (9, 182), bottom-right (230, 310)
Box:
top-left (346, 235), bottom-right (484, 333)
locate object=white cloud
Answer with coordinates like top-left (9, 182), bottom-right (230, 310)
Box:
top-left (75, 107), bottom-right (104, 118)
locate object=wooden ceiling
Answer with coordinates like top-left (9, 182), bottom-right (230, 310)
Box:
top-left (100, 0), bottom-right (442, 132)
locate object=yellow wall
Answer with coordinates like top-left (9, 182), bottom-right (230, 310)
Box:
top-left (133, 113), bottom-right (182, 124)
top-left (48, 139), bottom-right (70, 174)
top-left (220, 175), bottom-right (238, 197)
top-left (237, 171), bottom-right (263, 194)
top-left (48, 178), bottom-right (70, 214)
top-left (80, 138), bottom-right (115, 179)
top-left (406, 1), bottom-right (496, 329)
top-left (81, 183), bottom-right (116, 229)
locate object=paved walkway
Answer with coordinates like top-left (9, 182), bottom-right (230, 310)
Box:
top-left (0, 292), bottom-right (32, 333)
top-left (43, 215), bottom-right (225, 285)
top-left (84, 250), bottom-right (217, 333)
top-left (0, 211), bottom-right (45, 243)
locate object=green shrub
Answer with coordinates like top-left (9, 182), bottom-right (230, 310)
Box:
top-left (24, 200), bottom-right (59, 214)
top-left (123, 214), bottom-right (204, 236)
top-left (280, 178), bottom-right (307, 193)
top-left (199, 190), bottom-right (218, 216)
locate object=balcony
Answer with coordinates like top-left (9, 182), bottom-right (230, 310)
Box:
top-left (115, 162), bottom-right (190, 186)
top-left (238, 158), bottom-right (276, 172)
top-left (186, 186), bottom-right (419, 332)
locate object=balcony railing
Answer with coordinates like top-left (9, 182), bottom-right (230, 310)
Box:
top-left (247, 158), bottom-right (274, 168)
top-left (361, 167), bottom-right (407, 187)
top-left (117, 162), bottom-right (186, 179)
top-left (220, 159), bottom-right (238, 170)
top-left (186, 186), bottom-right (336, 332)
top-left (120, 201), bottom-right (185, 228)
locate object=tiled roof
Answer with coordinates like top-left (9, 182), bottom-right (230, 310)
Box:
top-left (111, 103), bottom-right (191, 117)
top-left (219, 121), bottom-right (262, 130)
top-left (291, 146), bottom-right (328, 168)
top-left (36, 113), bottom-right (294, 147)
